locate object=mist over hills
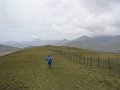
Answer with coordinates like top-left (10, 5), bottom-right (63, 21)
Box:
top-left (2, 39), bottom-right (69, 48)
top-left (2, 35), bottom-right (120, 53)
top-left (66, 35), bottom-right (120, 53)
top-left (0, 44), bottom-right (20, 56)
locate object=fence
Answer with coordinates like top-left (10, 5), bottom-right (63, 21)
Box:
top-left (48, 48), bottom-right (120, 76)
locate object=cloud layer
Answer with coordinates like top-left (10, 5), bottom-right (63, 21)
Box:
top-left (0, 0), bottom-right (120, 41)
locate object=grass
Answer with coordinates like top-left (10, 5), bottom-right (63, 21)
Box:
top-left (0, 46), bottom-right (120, 90)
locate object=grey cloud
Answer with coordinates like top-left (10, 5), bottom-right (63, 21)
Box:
top-left (0, 0), bottom-right (120, 41)
top-left (51, 0), bottom-right (120, 36)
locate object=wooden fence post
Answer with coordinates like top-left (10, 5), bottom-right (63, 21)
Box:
top-left (102, 59), bottom-right (104, 68)
top-left (86, 53), bottom-right (88, 65)
top-left (84, 55), bottom-right (86, 64)
top-left (115, 57), bottom-right (117, 67)
top-left (65, 52), bottom-right (67, 57)
top-left (62, 51), bottom-right (63, 55)
top-left (98, 57), bottom-right (100, 68)
top-left (108, 57), bottom-right (111, 69)
top-left (90, 56), bottom-right (92, 66)
top-left (64, 52), bottom-right (66, 56)
top-left (77, 54), bottom-right (79, 62)
top-left (72, 54), bottom-right (74, 60)
top-left (79, 55), bottom-right (81, 63)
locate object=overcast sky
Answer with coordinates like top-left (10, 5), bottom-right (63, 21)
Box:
top-left (0, 0), bottom-right (120, 42)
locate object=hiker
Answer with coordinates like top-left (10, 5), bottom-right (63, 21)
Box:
top-left (46, 55), bottom-right (53, 69)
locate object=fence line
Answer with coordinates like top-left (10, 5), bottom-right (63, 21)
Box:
top-left (48, 48), bottom-right (120, 77)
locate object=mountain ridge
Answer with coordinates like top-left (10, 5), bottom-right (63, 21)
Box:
top-left (2, 39), bottom-right (69, 48)
top-left (66, 35), bottom-right (120, 53)
top-left (2, 35), bottom-right (120, 53)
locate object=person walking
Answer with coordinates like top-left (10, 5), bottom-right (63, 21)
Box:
top-left (46, 55), bottom-right (53, 69)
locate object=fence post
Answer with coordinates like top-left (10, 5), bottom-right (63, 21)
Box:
top-left (87, 56), bottom-right (89, 65)
top-left (62, 51), bottom-right (64, 55)
top-left (72, 54), bottom-right (74, 60)
top-left (64, 51), bottom-right (66, 56)
top-left (66, 52), bottom-right (68, 57)
top-left (108, 57), bottom-right (111, 69)
top-left (98, 57), bottom-right (100, 68)
top-left (79, 55), bottom-right (81, 63)
top-left (115, 57), bottom-right (117, 67)
top-left (84, 55), bottom-right (86, 64)
top-left (102, 59), bottom-right (104, 68)
top-left (68, 52), bottom-right (70, 57)
top-left (90, 56), bottom-right (92, 66)
top-left (86, 53), bottom-right (88, 65)
top-left (77, 54), bottom-right (79, 62)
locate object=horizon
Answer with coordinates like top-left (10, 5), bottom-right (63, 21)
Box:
top-left (1, 35), bottom-right (120, 43)
top-left (0, 0), bottom-right (120, 42)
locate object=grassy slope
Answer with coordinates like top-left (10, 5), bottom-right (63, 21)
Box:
top-left (0, 46), bottom-right (120, 90)
top-left (0, 44), bottom-right (20, 56)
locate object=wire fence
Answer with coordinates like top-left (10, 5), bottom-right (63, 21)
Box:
top-left (48, 48), bottom-right (120, 77)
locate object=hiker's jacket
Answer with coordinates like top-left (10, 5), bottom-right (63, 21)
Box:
top-left (47, 57), bottom-right (52, 63)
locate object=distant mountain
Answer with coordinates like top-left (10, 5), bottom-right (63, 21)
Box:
top-left (66, 35), bottom-right (120, 53)
top-left (75, 35), bottom-right (90, 41)
top-left (46, 39), bottom-right (69, 46)
top-left (0, 44), bottom-right (20, 56)
top-left (3, 35), bottom-right (120, 53)
top-left (3, 39), bottom-right (69, 48)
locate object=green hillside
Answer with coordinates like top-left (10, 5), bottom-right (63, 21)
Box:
top-left (0, 46), bottom-right (120, 90)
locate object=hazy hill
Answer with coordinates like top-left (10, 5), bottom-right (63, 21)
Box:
top-left (3, 39), bottom-right (69, 48)
top-left (3, 35), bottom-right (120, 53)
top-left (66, 35), bottom-right (120, 53)
top-left (46, 39), bottom-right (69, 46)
top-left (0, 44), bottom-right (20, 56)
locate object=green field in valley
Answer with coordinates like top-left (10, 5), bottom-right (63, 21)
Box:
top-left (0, 46), bottom-right (120, 90)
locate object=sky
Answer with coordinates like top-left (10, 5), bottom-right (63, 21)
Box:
top-left (0, 0), bottom-right (120, 42)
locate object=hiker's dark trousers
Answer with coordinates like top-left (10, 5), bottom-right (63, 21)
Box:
top-left (48, 62), bottom-right (52, 66)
